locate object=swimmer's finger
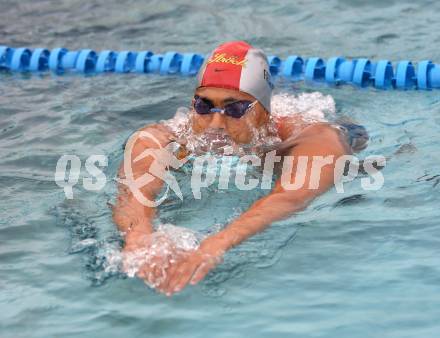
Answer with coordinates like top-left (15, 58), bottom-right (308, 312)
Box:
top-left (137, 267), bottom-right (153, 287)
top-left (152, 264), bottom-right (162, 282)
top-left (137, 262), bottom-right (162, 287)
top-left (162, 262), bottom-right (186, 295)
top-left (159, 251), bottom-right (188, 293)
top-left (189, 263), bottom-right (211, 285)
top-left (171, 263), bottom-right (199, 294)
top-left (166, 262), bottom-right (195, 294)
top-left (155, 260), bottom-right (178, 294)
top-left (137, 265), bottom-right (152, 280)
top-left (137, 266), bottom-right (147, 279)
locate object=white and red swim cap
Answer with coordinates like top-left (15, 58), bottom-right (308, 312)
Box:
top-left (196, 41), bottom-right (273, 113)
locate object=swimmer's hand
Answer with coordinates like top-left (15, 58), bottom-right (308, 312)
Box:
top-left (122, 231), bottom-right (180, 288)
top-left (155, 238), bottom-right (226, 296)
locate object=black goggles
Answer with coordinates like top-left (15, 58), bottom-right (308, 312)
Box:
top-left (193, 95), bottom-right (257, 119)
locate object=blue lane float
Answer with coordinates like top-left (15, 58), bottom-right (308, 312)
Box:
top-left (1, 45), bottom-right (440, 90)
top-left (29, 48), bottom-right (50, 71)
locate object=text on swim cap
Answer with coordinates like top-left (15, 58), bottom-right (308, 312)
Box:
top-left (207, 53), bottom-right (247, 67)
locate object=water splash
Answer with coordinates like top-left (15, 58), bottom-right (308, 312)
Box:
top-left (163, 91), bottom-right (336, 158)
top-left (155, 223), bottom-right (202, 250)
top-left (270, 91), bottom-right (336, 122)
top-left (112, 223), bottom-right (203, 288)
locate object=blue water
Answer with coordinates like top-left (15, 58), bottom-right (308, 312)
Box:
top-left (1, 1), bottom-right (440, 337)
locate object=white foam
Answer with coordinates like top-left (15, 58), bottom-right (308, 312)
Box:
top-left (270, 92), bottom-right (336, 122)
top-left (155, 223), bottom-right (201, 251)
top-left (70, 238), bottom-right (98, 253)
top-left (105, 224), bottom-right (202, 289)
top-left (163, 107), bottom-right (190, 135)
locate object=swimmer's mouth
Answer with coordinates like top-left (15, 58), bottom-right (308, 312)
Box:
top-left (193, 130), bottom-right (233, 153)
top-left (203, 129), bottom-right (231, 140)
top-left (206, 133), bottom-right (232, 145)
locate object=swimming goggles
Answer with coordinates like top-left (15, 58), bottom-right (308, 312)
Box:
top-left (193, 95), bottom-right (257, 119)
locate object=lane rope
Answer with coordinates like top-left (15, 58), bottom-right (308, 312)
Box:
top-left (1, 45), bottom-right (439, 90)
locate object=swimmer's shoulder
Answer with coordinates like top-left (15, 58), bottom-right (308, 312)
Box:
top-left (274, 114), bottom-right (337, 141)
top-left (289, 122), bottom-right (352, 155)
top-left (273, 115), bottom-right (308, 140)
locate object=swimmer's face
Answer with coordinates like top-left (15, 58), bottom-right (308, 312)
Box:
top-left (191, 87), bottom-right (269, 144)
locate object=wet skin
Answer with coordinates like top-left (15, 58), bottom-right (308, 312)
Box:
top-left (113, 87), bottom-right (351, 296)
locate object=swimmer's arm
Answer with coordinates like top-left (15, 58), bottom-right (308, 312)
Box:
top-left (112, 124), bottom-right (175, 248)
top-left (200, 124), bottom-right (349, 254)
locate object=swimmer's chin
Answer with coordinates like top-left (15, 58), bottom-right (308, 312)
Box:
top-left (192, 144), bottom-right (234, 156)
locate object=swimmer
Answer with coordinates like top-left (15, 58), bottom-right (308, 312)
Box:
top-left (112, 41), bottom-right (368, 296)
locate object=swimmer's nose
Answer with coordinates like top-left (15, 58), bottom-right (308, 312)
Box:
top-left (208, 112), bottom-right (226, 129)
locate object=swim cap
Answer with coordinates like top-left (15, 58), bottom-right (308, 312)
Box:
top-left (196, 41), bottom-right (273, 113)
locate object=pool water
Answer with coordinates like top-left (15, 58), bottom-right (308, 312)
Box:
top-left (1, 1), bottom-right (440, 337)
